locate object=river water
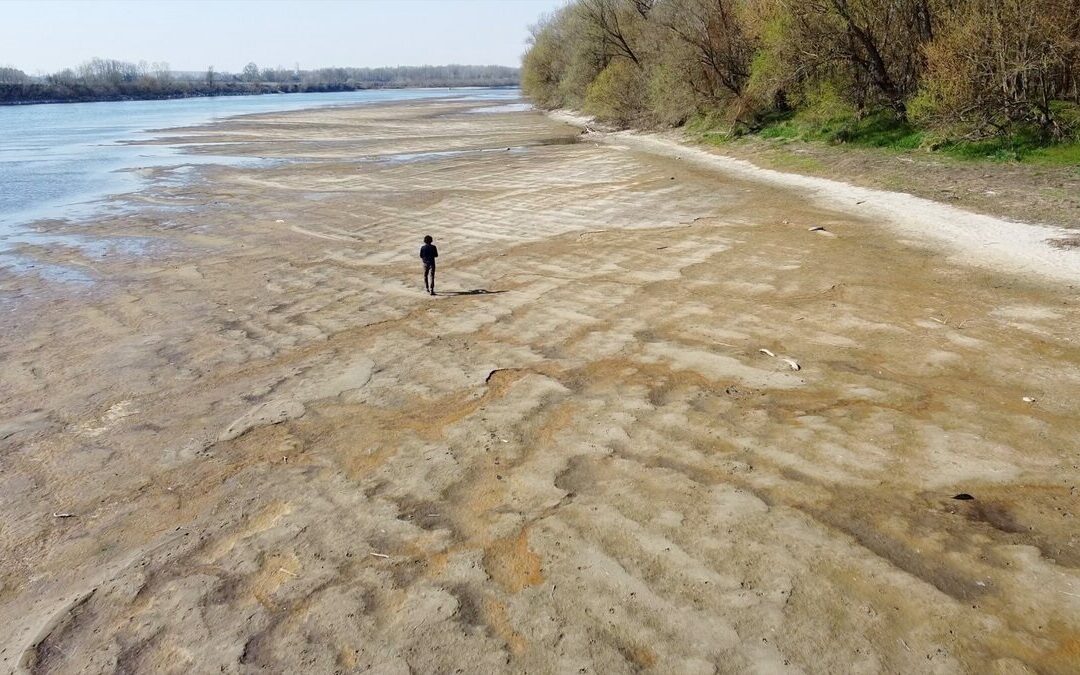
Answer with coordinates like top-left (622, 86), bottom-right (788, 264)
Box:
top-left (0, 87), bottom-right (519, 251)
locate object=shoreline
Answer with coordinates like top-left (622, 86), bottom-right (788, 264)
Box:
top-left (0, 83), bottom-right (520, 108)
top-left (550, 110), bottom-right (1080, 285)
top-left (0, 88), bottom-right (519, 253)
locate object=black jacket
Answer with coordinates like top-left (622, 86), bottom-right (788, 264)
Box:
top-left (420, 243), bottom-right (438, 264)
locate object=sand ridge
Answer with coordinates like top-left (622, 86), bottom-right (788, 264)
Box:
top-left (0, 99), bottom-right (1078, 673)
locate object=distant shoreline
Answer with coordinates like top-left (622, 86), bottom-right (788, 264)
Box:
top-left (0, 81), bottom-right (519, 107)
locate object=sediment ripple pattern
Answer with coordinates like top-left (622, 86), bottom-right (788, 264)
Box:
top-left (1, 101), bottom-right (1077, 674)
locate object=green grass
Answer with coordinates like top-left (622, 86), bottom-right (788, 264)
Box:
top-left (1028, 143), bottom-right (1080, 167)
top-left (689, 107), bottom-right (1080, 168)
top-left (758, 122), bottom-right (800, 140)
top-left (932, 125), bottom-right (1068, 163)
top-left (684, 112), bottom-right (737, 146)
top-left (765, 152), bottom-right (827, 172)
top-left (754, 110), bottom-right (925, 151)
top-left (937, 134), bottom-right (1080, 166)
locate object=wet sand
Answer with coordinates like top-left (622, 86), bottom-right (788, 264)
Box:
top-left (1, 99), bottom-right (1078, 673)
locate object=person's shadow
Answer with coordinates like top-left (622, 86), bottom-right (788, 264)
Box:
top-left (436, 289), bottom-right (507, 296)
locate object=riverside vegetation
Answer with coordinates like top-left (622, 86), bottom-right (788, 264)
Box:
top-left (521, 0), bottom-right (1080, 163)
top-left (0, 60), bottom-right (518, 105)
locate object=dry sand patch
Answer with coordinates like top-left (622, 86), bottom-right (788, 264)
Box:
top-left (1, 100), bottom-right (1078, 673)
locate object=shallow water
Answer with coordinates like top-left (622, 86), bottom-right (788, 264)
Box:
top-left (466, 102), bottom-right (533, 113)
top-left (0, 87), bottom-right (519, 243)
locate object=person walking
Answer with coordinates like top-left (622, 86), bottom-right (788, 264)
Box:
top-left (420, 235), bottom-right (438, 295)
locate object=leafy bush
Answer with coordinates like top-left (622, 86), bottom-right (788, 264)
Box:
top-left (584, 60), bottom-right (647, 126)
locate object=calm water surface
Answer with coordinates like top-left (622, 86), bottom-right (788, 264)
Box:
top-left (0, 87), bottom-right (518, 251)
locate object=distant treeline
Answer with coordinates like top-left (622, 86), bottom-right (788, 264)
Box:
top-left (0, 60), bottom-right (519, 105)
top-left (522, 0), bottom-right (1080, 144)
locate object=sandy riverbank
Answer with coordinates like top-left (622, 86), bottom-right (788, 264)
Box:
top-left (1, 99), bottom-right (1078, 673)
top-left (551, 110), bottom-right (1080, 284)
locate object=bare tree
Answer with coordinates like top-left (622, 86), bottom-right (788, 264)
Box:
top-left (242, 62), bottom-right (260, 82)
top-left (581, 0), bottom-right (644, 65)
top-left (0, 66), bottom-right (30, 84)
top-left (657, 0), bottom-right (756, 100)
top-left (774, 0), bottom-right (939, 117)
top-left (918, 0), bottom-right (1080, 137)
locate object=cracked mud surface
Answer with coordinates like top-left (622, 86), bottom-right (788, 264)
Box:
top-left (1, 100), bottom-right (1078, 673)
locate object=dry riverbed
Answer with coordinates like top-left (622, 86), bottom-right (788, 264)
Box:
top-left (1, 99), bottom-right (1078, 673)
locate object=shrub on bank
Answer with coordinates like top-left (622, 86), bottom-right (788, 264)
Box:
top-left (522, 0), bottom-right (1080, 162)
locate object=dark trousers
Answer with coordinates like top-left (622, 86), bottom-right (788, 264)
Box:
top-left (423, 262), bottom-right (436, 290)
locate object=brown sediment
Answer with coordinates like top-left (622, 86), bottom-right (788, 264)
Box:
top-left (483, 528), bottom-right (545, 594)
top-left (0, 98), bottom-right (1078, 673)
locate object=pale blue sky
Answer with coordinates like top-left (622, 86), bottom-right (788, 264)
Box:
top-left (0, 0), bottom-right (565, 74)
